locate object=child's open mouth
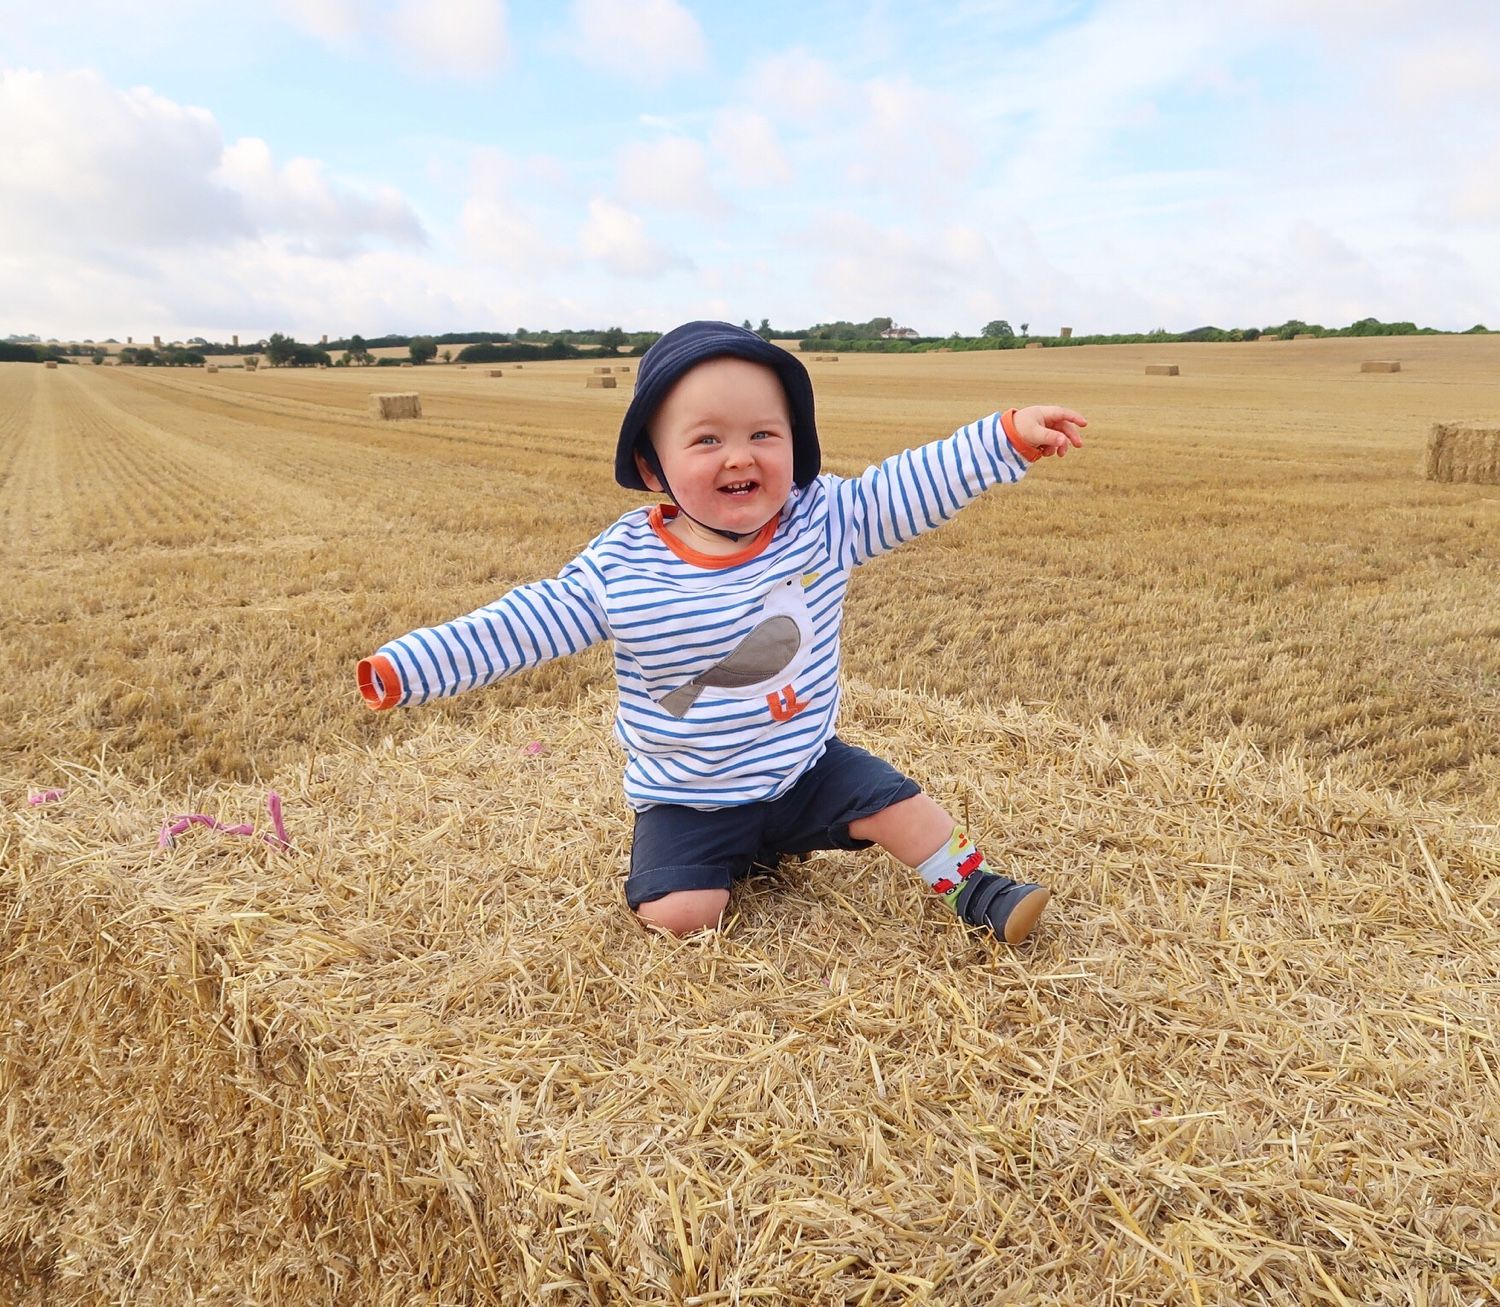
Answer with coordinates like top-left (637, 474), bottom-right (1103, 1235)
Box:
top-left (718, 479), bottom-right (758, 496)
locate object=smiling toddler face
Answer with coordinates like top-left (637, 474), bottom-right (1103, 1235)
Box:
top-left (636, 356), bottom-right (795, 546)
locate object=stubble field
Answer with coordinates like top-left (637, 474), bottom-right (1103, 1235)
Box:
top-left (4, 338), bottom-right (1498, 1304)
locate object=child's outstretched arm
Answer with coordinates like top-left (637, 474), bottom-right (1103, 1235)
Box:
top-left (357, 555), bottom-right (609, 710)
top-left (827, 405), bottom-right (1086, 567)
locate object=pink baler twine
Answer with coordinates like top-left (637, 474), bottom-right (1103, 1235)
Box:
top-left (158, 791), bottom-right (290, 850)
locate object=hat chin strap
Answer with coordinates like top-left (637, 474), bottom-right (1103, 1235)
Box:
top-left (640, 444), bottom-right (772, 545)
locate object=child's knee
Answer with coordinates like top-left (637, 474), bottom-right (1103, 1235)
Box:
top-left (634, 888), bottom-right (730, 936)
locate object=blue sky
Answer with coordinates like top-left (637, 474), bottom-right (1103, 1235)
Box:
top-left (3, 1), bottom-right (1498, 341)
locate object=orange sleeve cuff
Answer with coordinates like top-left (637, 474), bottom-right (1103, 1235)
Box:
top-left (1001, 408), bottom-right (1047, 463)
top-left (357, 653), bottom-right (403, 710)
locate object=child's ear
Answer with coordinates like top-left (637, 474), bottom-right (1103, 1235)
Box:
top-left (634, 449), bottom-right (664, 493)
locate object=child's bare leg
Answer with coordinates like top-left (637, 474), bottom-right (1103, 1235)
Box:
top-left (635, 888), bottom-right (730, 936)
top-left (849, 793), bottom-right (1050, 944)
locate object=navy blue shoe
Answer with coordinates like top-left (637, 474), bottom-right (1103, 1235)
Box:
top-left (953, 872), bottom-right (1050, 944)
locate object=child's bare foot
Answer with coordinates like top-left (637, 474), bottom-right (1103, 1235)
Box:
top-left (954, 874), bottom-right (1050, 944)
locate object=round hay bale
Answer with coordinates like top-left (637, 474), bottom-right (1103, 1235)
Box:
top-left (1425, 423), bottom-right (1500, 485)
top-left (1145, 364), bottom-right (1179, 376)
top-left (371, 392), bottom-right (422, 419)
top-left (1361, 360), bottom-right (1401, 373)
top-left (586, 376), bottom-right (618, 389)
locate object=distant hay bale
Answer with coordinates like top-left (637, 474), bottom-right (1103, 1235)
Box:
top-left (616, 365), bottom-right (630, 373)
top-left (400, 362), bottom-right (413, 368)
top-left (1361, 360), bottom-right (1401, 373)
top-left (205, 365), bottom-right (219, 374)
top-left (371, 392), bottom-right (422, 420)
top-left (1059, 327), bottom-right (1073, 339)
top-left (1425, 423), bottom-right (1500, 485)
top-left (1025, 342), bottom-right (1044, 350)
top-left (594, 366), bottom-right (613, 374)
top-left (44, 359), bottom-right (58, 369)
top-left (1146, 364), bottom-right (1180, 376)
top-left (814, 354), bottom-right (840, 362)
top-left (586, 376), bottom-right (617, 389)
top-left (488, 369), bottom-right (503, 378)
top-left (513, 364), bottom-right (523, 369)
top-left (1294, 333), bottom-right (1315, 340)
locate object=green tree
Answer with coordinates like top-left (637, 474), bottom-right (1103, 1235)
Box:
top-left (409, 336), bottom-right (437, 364)
top-left (741, 319), bottom-right (753, 331)
top-left (440, 348), bottom-right (453, 364)
top-left (982, 320), bottom-right (1014, 339)
top-left (599, 326), bottom-right (626, 352)
top-left (756, 318), bottom-right (772, 340)
top-left (265, 333), bottom-right (296, 367)
top-left (1019, 322), bottom-right (1029, 336)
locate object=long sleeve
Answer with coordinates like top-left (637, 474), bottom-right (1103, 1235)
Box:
top-left (824, 409), bottom-right (1040, 569)
top-left (358, 556), bottom-right (609, 709)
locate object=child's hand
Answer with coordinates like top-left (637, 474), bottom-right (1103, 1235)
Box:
top-left (1014, 406), bottom-right (1087, 458)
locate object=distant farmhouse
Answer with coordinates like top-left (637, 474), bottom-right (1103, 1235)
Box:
top-left (880, 324), bottom-right (921, 340)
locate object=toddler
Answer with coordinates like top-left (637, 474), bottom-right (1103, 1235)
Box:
top-left (358, 321), bottom-right (1085, 942)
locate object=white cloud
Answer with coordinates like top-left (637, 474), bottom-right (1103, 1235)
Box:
top-left (388, 0), bottom-right (509, 78)
top-left (710, 110), bottom-right (793, 189)
top-left (616, 136), bottom-right (728, 214)
top-left (742, 47), bottom-right (843, 118)
top-left (458, 148), bottom-right (573, 270)
top-left (273, 0), bottom-right (360, 44)
top-left (568, 0), bottom-right (707, 81)
top-left (218, 139), bottom-right (425, 254)
top-left (0, 69), bottom-right (424, 258)
top-left (847, 76), bottom-right (975, 201)
top-left (0, 68), bottom-right (241, 251)
top-left (579, 197), bottom-right (690, 277)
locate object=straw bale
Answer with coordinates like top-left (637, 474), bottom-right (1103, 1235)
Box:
top-left (1425, 422), bottom-right (1500, 484)
top-left (204, 365), bottom-right (218, 374)
top-left (487, 369), bottom-right (503, 378)
top-left (814, 354), bottom-right (840, 361)
top-left (1025, 342), bottom-right (1044, 349)
top-left (1361, 360), bottom-right (1401, 373)
top-left (5, 681), bottom-right (1498, 1303)
top-left (43, 359), bottom-right (58, 369)
top-left (1294, 333), bottom-right (1315, 340)
top-left (1145, 364), bottom-right (1179, 375)
top-left (594, 366), bottom-right (613, 374)
top-left (616, 365), bottom-right (630, 372)
top-left (586, 376), bottom-right (617, 389)
top-left (370, 392), bottom-right (422, 419)
top-left (400, 362), bottom-right (413, 367)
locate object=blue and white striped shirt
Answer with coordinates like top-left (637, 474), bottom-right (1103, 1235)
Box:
top-left (362, 412), bottom-right (1034, 810)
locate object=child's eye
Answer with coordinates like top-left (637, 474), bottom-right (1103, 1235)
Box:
top-left (694, 435), bottom-right (719, 446)
top-left (751, 430), bottom-right (777, 440)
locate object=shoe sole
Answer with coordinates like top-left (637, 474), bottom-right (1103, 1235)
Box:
top-left (1002, 886), bottom-right (1051, 945)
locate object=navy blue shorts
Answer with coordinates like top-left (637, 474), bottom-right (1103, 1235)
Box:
top-left (626, 737), bottom-right (922, 910)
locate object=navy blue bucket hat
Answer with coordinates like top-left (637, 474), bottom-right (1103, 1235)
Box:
top-left (614, 320), bottom-right (820, 492)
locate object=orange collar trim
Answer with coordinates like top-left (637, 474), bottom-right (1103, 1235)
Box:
top-left (647, 504), bottom-right (780, 569)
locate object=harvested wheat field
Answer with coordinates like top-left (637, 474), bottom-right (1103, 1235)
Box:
top-left (4, 336), bottom-right (1499, 1304)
